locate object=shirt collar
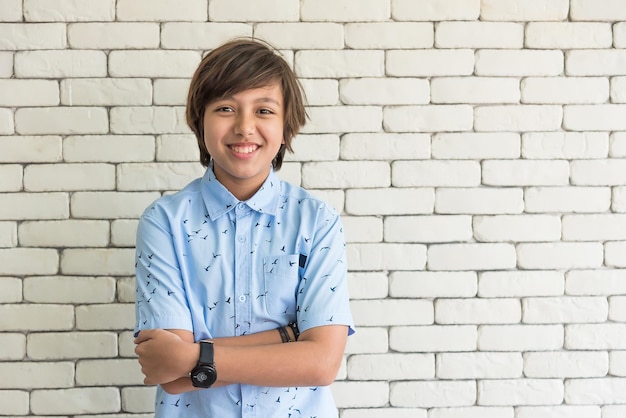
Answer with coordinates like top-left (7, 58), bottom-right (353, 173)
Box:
top-left (200, 162), bottom-right (281, 220)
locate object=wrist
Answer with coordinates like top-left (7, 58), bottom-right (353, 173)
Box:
top-left (184, 341), bottom-right (201, 376)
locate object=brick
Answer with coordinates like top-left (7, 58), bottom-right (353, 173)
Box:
top-left (387, 49), bottom-right (474, 77)
top-left (15, 50), bottom-right (107, 78)
top-left (566, 324), bottom-right (626, 349)
top-left (111, 219), bottom-right (139, 247)
top-left (121, 386), bottom-right (156, 413)
top-left (118, 0), bottom-right (206, 21)
top-left (296, 50), bottom-right (384, 78)
top-left (432, 133), bottom-right (520, 159)
top-left (390, 325), bottom-right (477, 352)
top-left (606, 242), bottom-right (626, 268)
top-left (348, 353), bottom-right (434, 380)
top-left (302, 0), bottom-right (388, 21)
top-left (0, 107), bottom-right (14, 134)
top-left (518, 406), bottom-right (600, 418)
top-left (0, 362), bottom-right (74, 389)
top-left (118, 330), bottom-right (138, 357)
top-left (0, 0), bottom-right (22, 21)
top-left (604, 406), bottom-right (626, 418)
top-left (111, 106), bottom-right (189, 134)
top-left (27, 332), bottom-right (117, 359)
top-left (435, 188), bottom-right (524, 214)
top-left (571, 0), bottom-right (626, 20)
top-left (345, 327), bottom-right (388, 354)
top-left (571, 160), bottom-right (626, 185)
top-left (563, 214), bottom-right (626, 241)
top-left (0, 136), bottom-right (62, 162)
top-left (565, 105), bottom-right (626, 131)
top-left (76, 304), bottom-right (135, 330)
top-left (478, 379), bottom-right (563, 406)
top-left (0, 277), bottom-right (22, 303)
top-left (435, 299), bottom-right (521, 324)
top-left (287, 134), bottom-right (339, 162)
top-left (482, 160), bottom-right (569, 186)
top-left (0, 248), bottom-right (58, 275)
top-left (24, 163), bottom-right (114, 191)
top-left (210, 0), bottom-right (297, 21)
top-left (347, 272), bottom-right (388, 299)
top-left (61, 78), bottom-right (152, 106)
top-left (481, 0), bottom-right (568, 20)
top-left (24, 276), bottom-right (115, 303)
top-left (117, 162), bottom-right (203, 191)
top-left (333, 381), bottom-right (388, 408)
top-left (390, 271), bottom-right (476, 298)
top-left (61, 249), bottom-right (134, 276)
top-left (385, 215), bottom-right (472, 243)
top-left (394, 161), bottom-right (480, 187)
top-left (615, 187), bottom-right (626, 212)
top-left (523, 297), bottom-right (608, 324)
top-left (153, 79), bottom-right (190, 105)
top-left (341, 78), bottom-right (429, 105)
top-left (522, 77), bottom-right (608, 104)
top-left (24, 0), bottom-right (114, 21)
top-left (610, 296), bottom-right (626, 321)
top-left (0, 332), bottom-right (26, 359)
top-left (567, 51), bottom-right (626, 76)
top-left (109, 51), bottom-right (200, 78)
top-left (435, 22), bottom-right (523, 48)
top-left (566, 378), bottom-right (626, 404)
top-left (0, 79), bottom-right (59, 107)
top-left (0, 390), bottom-right (28, 415)
top-left (116, 277), bottom-right (136, 304)
top-left (616, 23), bottom-right (626, 48)
top-left (612, 77), bottom-right (626, 103)
top-left (438, 352), bottom-right (522, 379)
top-left (64, 135), bottom-right (155, 163)
top-left (518, 243), bottom-right (603, 269)
top-left (428, 243), bottom-right (516, 271)
top-left (474, 215), bottom-right (560, 242)
top-left (299, 79), bottom-right (338, 106)
top-left (526, 22), bottom-right (612, 49)
top-left (68, 22), bottom-right (159, 49)
top-left (0, 51), bottom-right (13, 77)
top-left (162, 22), bottom-right (252, 49)
top-left (344, 408), bottom-right (427, 418)
top-left (391, 381), bottom-right (476, 408)
top-left (525, 186), bottom-right (611, 213)
top-left (430, 407), bottom-right (513, 418)
top-left (77, 359), bottom-right (143, 386)
top-left (567, 270), bottom-right (626, 296)
top-left (475, 105), bottom-right (562, 132)
top-left (432, 77), bottom-right (520, 104)
top-left (15, 107), bottom-right (108, 135)
top-left (302, 161), bottom-right (389, 189)
top-left (479, 271), bottom-right (564, 297)
top-left (70, 192), bottom-right (161, 219)
top-left (384, 105), bottom-right (473, 132)
top-left (523, 132), bottom-right (608, 159)
top-left (31, 387), bottom-right (120, 415)
top-left (0, 164), bottom-right (22, 191)
top-left (343, 216), bottom-right (383, 243)
top-left (392, 0), bottom-right (479, 21)
top-left (155, 134), bottom-right (199, 161)
top-left (19, 220), bottom-right (109, 248)
top-left (0, 23), bottom-right (66, 49)
top-left (346, 22), bottom-right (433, 49)
top-left (475, 50), bottom-right (563, 76)
top-left (479, 325), bottom-right (563, 351)
top-left (610, 351), bottom-right (626, 376)
top-left (0, 222), bottom-right (17, 248)
top-left (347, 243), bottom-right (426, 271)
top-left (343, 134), bottom-right (428, 161)
top-left (0, 304), bottom-right (73, 331)
top-left (254, 23), bottom-right (342, 49)
top-left (0, 192), bottom-right (68, 220)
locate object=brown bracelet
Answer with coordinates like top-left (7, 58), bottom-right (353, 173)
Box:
top-left (277, 325), bottom-right (291, 343)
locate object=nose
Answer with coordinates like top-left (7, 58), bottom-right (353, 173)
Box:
top-left (234, 112), bottom-right (255, 136)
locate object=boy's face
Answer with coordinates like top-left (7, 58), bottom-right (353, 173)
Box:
top-left (203, 82), bottom-right (285, 200)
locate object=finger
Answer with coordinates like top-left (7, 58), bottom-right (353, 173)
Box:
top-left (134, 329), bottom-right (154, 344)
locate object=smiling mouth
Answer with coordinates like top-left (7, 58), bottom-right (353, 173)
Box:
top-left (229, 144), bottom-right (259, 154)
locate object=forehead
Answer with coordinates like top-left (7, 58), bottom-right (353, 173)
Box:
top-left (215, 81), bottom-right (284, 104)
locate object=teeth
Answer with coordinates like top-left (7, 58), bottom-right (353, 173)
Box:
top-left (230, 145), bottom-right (258, 154)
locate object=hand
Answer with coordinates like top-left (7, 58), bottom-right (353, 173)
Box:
top-left (134, 329), bottom-right (199, 385)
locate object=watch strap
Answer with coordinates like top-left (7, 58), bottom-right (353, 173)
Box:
top-left (198, 340), bottom-right (214, 365)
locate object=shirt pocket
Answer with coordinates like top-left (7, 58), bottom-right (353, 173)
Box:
top-left (263, 254), bottom-right (300, 318)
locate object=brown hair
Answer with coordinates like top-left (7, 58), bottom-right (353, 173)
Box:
top-left (186, 38), bottom-right (307, 170)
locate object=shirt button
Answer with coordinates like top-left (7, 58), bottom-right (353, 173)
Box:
top-left (239, 294), bottom-right (246, 302)
top-left (238, 235), bottom-right (246, 243)
top-left (236, 203), bottom-right (245, 211)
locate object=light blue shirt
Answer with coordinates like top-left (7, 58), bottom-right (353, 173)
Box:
top-left (134, 164), bottom-right (354, 418)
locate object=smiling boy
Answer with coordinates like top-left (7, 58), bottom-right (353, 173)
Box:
top-left (133, 39), bottom-right (354, 417)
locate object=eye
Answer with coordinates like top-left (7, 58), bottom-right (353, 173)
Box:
top-left (258, 108), bottom-right (273, 115)
top-left (216, 106), bottom-right (233, 112)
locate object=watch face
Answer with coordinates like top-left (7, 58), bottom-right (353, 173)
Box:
top-left (191, 365), bottom-right (217, 388)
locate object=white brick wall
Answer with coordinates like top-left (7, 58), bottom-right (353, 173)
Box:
top-left (1, 1), bottom-right (625, 416)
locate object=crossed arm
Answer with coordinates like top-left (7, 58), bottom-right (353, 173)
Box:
top-left (134, 324), bottom-right (348, 394)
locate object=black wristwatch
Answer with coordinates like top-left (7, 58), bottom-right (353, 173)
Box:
top-left (190, 340), bottom-right (217, 388)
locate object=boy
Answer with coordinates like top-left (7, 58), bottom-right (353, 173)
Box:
top-left (133, 38), bottom-right (354, 417)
